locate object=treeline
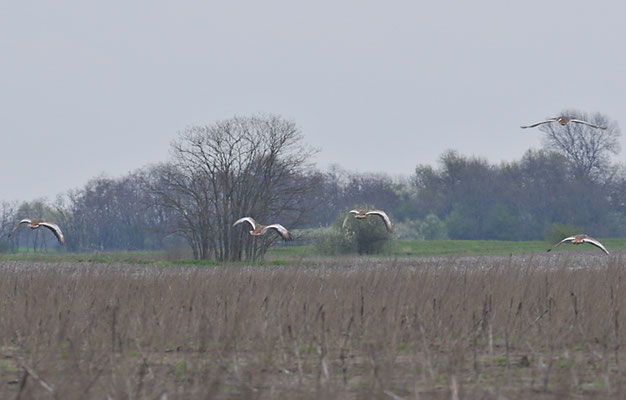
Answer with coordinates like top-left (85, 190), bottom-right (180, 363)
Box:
top-left (1, 112), bottom-right (624, 258)
top-left (308, 149), bottom-right (626, 241)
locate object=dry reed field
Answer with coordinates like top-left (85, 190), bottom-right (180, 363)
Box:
top-left (0, 253), bottom-right (625, 399)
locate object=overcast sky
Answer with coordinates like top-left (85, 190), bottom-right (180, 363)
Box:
top-left (1, 0), bottom-right (625, 202)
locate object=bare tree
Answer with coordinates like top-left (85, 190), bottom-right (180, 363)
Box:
top-left (145, 163), bottom-right (214, 260)
top-left (148, 115), bottom-right (318, 261)
top-left (0, 201), bottom-right (16, 236)
top-left (0, 201), bottom-right (17, 252)
top-left (539, 110), bottom-right (621, 181)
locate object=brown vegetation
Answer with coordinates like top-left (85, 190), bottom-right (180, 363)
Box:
top-left (0, 254), bottom-right (625, 398)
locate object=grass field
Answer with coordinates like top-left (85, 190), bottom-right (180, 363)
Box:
top-left (392, 237), bottom-right (626, 257)
top-left (0, 254), bottom-right (625, 399)
top-left (4, 238), bottom-right (626, 265)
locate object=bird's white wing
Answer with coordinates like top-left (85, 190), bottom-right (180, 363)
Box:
top-left (365, 210), bottom-right (393, 232)
top-left (343, 210), bottom-right (360, 228)
top-left (582, 237), bottom-right (610, 255)
top-left (520, 119), bottom-right (556, 129)
top-left (38, 222), bottom-right (65, 245)
top-left (233, 217), bottom-right (258, 230)
top-left (262, 224), bottom-right (293, 241)
top-left (568, 119), bottom-right (607, 130)
top-left (8, 219), bottom-right (31, 237)
top-left (547, 236), bottom-right (577, 252)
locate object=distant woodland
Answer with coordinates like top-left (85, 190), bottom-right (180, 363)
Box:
top-left (2, 111), bottom-right (624, 260)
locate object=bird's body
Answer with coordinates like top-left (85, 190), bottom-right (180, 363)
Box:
top-left (547, 234), bottom-right (609, 255)
top-left (343, 209), bottom-right (393, 232)
top-left (9, 219), bottom-right (65, 245)
top-left (233, 217), bottom-right (293, 241)
top-left (350, 210), bottom-right (368, 219)
top-left (521, 116), bottom-right (606, 130)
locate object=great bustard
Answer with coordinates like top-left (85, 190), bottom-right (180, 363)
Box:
top-left (521, 116), bottom-right (606, 130)
top-left (9, 219), bottom-right (65, 245)
top-left (342, 209), bottom-right (393, 232)
top-left (547, 234), bottom-right (609, 255)
top-left (233, 217), bottom-right (293, 241)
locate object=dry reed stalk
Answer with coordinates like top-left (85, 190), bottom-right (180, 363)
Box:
top-left (14, 357), bottom-right (54, 394)
top-left (0, 256), bottom-right (625, 398)
top-left (450, 374), bottom-right (459, 400)
top-left (339, 315), bottom-right (354, 386)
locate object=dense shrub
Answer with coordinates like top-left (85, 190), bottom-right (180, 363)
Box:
top-left (419, 214), bottom-right (448, 240)
top-left (393, 219), bottom-right (422, 240)
top-left (313, 226), bottom-right (356, 255)
top-left (315, 210), bottom-right (393, 255)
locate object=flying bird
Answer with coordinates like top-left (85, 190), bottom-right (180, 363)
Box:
top-left (521, 116), bottom-right (606, 130)
top-left (547, 234), bottom-right (609, 255)
top-left (233, 217), bottom-right (293, 241)
top-left (9, 219), bottom-right (65, 245)
top-left (342, 209), bottom-right (393, 232)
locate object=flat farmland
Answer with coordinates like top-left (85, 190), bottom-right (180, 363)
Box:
top-left (0, 253), bottom-right (625, 399)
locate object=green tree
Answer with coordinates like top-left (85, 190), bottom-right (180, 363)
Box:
top-left (445, 204), bottom-right (479, 239)
top-left (484, 204), bottom-right (518, 240)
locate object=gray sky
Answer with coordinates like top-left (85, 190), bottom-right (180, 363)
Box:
top-left (2, 0), bottom-right (625, 202)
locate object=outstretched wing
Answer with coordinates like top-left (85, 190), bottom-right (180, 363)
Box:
top-left (262, 224), bottom-right (293, 241)
top-left (520, 119), bottom-right (557, 129)
top-left (365, 210), bottom-right (393, 232)
top-left (547, 236), bottom-right (577, 252)
top-left (581, 236), bottom-right (610, 255)
top-left (39, 222), bottom-right (65, 245)
top-left (568, 119), bottom-right (607, 130)
top-left (342, 210), bottom-right (361, 229)
top-left (233, 217), bottom-right (258, 230)
top-left (8, 219), bottom-right (31, 237)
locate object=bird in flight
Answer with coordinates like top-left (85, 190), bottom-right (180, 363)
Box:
top-left (547, 234), bottom-right (609, 255)
top-left (9, 219), bottom-right (65, 245)
top-left (521, 116), bottom-right (606, 130)
top-left (233, 217), bottom-right (293, 241)
top-left (342, 209), bottom-right (393, 232)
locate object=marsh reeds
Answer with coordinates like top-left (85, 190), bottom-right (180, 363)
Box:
top-left (0, 254), bottom-right (624, 398)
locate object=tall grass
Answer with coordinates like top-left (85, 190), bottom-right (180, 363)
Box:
top-left (0, 254), bottom-right (625, 398)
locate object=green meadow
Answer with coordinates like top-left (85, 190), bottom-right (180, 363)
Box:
top-left (271, 238), bottom-right (626, 258)
top-left (3, 238), bottom-right (626, 264)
